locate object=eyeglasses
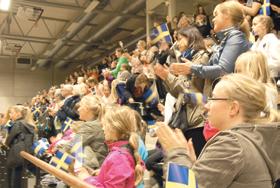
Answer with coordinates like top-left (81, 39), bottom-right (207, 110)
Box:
top-left (208, 97), bottom-right (232, 102)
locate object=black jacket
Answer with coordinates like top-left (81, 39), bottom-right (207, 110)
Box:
top-left (5, 119), bottom-right (35, 168)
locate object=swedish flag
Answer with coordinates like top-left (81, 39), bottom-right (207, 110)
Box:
top-left (150, 23), bottom-right (173, 45)
top-left (166, 162), bottom-right (198, 188)
top-left (32, 138), bottom-right (50, 157)
top-left (184, 93), bottom-right (207, 106)
top-left (259, 0), bottom-right (271, 16)
top-left (142, 81), bottom-right (159, 107)
top-left (70, 136), bottom-right (84, 164)
top-left (31, 105), bottom-right (41, 116)
top-left (61, 117), bottom-right (73, 133)
top-left (50, 150), bottom-right (74, 172)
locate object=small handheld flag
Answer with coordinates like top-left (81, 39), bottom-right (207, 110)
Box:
top-left (31, 105), bottom-right (41, 118)
top-left (259, 0), bottom-right (271, 16)
top-left (166, 162), bottom-right (198, 188)
top-left (61, 117), bottom-right (73, 133)
top-left (49, 150), bottom-right (74, 172)
top-left (70, 136), bottom-right (84, 165)
top-left (150, 23), bottom-right (173, 45)
top-left (32, 138), bottom-right (50, 157)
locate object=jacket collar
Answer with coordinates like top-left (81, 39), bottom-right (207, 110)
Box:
top-left (215, 27), bottom-right (236, 42)
top-left (106, 140), bottom-right (129, 151)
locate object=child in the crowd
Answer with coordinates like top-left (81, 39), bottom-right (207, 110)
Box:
top-left (76, 106), bottom-right (144, 188)
top-left (235, 51), bottom-right (278, 109)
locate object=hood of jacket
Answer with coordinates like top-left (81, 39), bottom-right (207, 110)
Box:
top-left (231, 123), bottom-right (280, 181)
top-left (77, 120), bottom-right (104, 143)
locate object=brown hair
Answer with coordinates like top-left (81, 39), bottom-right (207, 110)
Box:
top-left (178, 26), bottom-right (206, 51)
top-left (116, 47), bottom-right (124, 54)
top-left (135, 73), bottom-right (149, 87)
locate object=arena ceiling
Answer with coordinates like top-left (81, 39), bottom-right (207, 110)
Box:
top-left (0, 0), bottom-right (146, 69)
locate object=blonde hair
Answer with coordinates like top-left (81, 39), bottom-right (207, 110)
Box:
top-left (253, 15), bottom-right (274, 33)
top-left (133, 110), bottom-right (147, 142)
top-left (103, 106), bottom-right (144, 186)
top-left (220, 74), bottom-right (280, 123)
top-left (10, 105), bottom-right (36, 127)
top-left (235, 51), bottom-right (272, 84)
top-left (79, 95), bottom-right (103, 120)
top-left (215, 1), bottom-right (250, 39)
top-left (137, 40), bottom-right (146, 49)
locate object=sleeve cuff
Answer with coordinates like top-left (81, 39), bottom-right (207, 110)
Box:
top-left (166, 147), bottom-right (193, 168)
top-left (166, 73), bottom-right (176, 83)
top-left (191, 64), bottom-right (203, 75)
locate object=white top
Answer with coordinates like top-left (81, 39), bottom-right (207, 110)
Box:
top-left (251, 33), bottom-right (280, 78)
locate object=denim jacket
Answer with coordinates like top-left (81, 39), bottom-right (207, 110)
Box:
top-left (191, 27), bottom-right (250, 79)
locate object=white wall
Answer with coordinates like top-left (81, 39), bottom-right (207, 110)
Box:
top-left (0, 57), bottom-right (70, 113)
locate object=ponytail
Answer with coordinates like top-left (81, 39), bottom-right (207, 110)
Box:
top-left (129, 132), bottom-right (144, 186)
top-left (239, 18), bottom-right (250, 40)
top-left (263, 108), bottom-right (280, 123)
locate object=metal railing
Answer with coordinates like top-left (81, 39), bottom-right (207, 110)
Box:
top-left (20, 151), bottom-right (95, 188)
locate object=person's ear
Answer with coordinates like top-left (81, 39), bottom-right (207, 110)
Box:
top-left (229, 101), bottom-right (240, 117)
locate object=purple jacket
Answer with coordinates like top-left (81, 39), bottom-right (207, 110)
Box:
top-left (84, 140), bottom-right (136, 188)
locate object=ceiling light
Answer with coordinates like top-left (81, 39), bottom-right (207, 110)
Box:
top-left (16, 6), bottom-right (44, 22)
top-left (0, 0), bottom-right (11, 11)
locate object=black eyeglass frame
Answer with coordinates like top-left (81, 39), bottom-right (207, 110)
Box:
top-left (208, 97), bottom-right (233, 101)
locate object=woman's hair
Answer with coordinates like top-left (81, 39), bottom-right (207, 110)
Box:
top-left (135, 73), bottom-right (149, 87)
top-left (133, 110), bottom-right (147, 142)
top-left (215, 1), bottom-right (250, 39)
top-left (79, 95), bottom-right (103, 120)
top-left (178, 26), bottom-right (206, 51)
top-left (115, 47), bottom-right (124, 54)
top-left (103, 106), bottom-right (144, 186)
top-left (10, 105), bottom-right (36, 127)
top-left (137, 40), bottom-right (146, 49)
top-left (235, 51), bottom-right (273, 84)
top-left (177, 15), bottom-right (193, 29)
top-left (253, 15), bottom-right (274, 33)
top-left (195, 4), bottom-right (206, 16)
top-left (220, 74), bottom-right (280, 123)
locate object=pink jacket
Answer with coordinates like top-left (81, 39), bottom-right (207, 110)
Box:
top-left (84, 140), bottom-right (136, 188)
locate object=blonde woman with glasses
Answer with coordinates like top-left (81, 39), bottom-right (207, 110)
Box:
top-left (156, 74), bottom-right (280, 188)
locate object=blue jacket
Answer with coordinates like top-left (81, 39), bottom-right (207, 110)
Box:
top-left (191, 27), bottom-right (250, 79)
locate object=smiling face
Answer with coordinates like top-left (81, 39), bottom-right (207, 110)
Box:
top-left (78, 104), bottom-right (91, 121)
top-left (212, 6), bottom-right (233, 33)
top-left (177, 34), bottom-right (189, 52)
top-left (212, 9), bottom-right (225, 33)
